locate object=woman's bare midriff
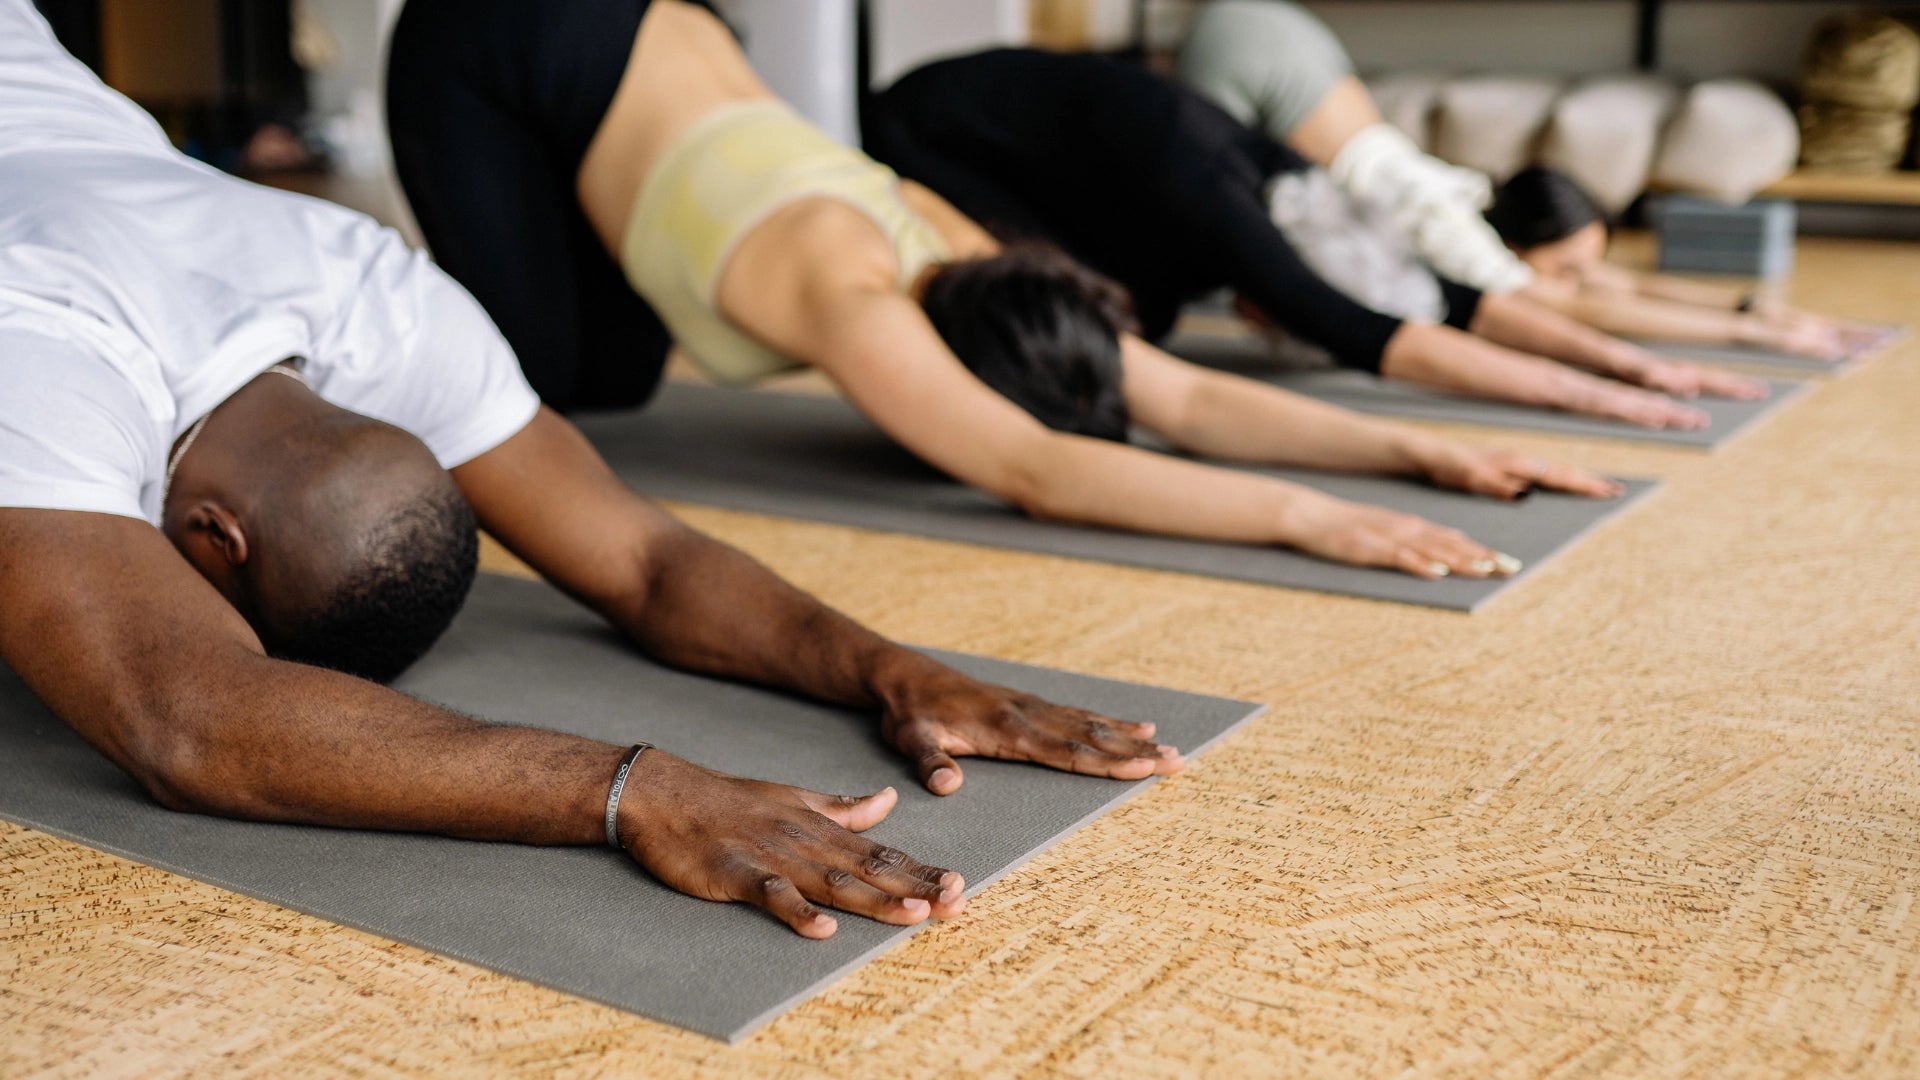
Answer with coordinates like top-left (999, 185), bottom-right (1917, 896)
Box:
top-left (574, 0), bottom-right (774, 255)
top-left (569, 1), bottom-right (992, 366)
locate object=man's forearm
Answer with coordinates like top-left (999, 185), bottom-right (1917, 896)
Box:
top-left (145, 648), bottom-right (623, 843)
top-left (605, 520), bottom-right (934, 710)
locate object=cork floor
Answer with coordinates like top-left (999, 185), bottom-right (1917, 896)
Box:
top-left (4, 235), bottom-right (1917, 1077)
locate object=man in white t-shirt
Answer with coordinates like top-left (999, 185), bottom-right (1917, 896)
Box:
top-left (0, 1), bottom-right (1181, 938)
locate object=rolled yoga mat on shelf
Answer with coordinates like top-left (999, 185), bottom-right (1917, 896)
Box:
top-left (572, 384), bottom-right (1658, 613)
top-left (0, 572), bottom-right (1265, 1044)
top-left (1162, 332), bottom-right (1810, 450)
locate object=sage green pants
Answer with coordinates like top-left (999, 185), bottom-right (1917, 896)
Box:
top-left (1175, 0), bottom-right (1353, 142)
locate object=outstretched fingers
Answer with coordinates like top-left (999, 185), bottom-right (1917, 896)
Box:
top-left (1483, 452), bottom-right (1624, 499)
top-left (823, 834), bottom-right (967, 920)
top-left (1365, 516), bottom-right (1519, 580)
top-left (718, 814), bottom-right (967, 936)
top-left (1000, 718), bottom-right (1183, 780)
top-left (723, 860), bottom-right (839, 939)
top-left (1572, 378), bottom-right (1710, 430)
top-left (890, 720), bottom-right (966, 795)
top-left (1690, 366), bottom-right (1769, 401)
top-left (798, 785), bottom-right (898, 832)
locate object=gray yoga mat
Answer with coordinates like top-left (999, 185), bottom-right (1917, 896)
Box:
top-left (1160, 332), bottom-right (1809, 450)
top-left (0, 572), bottom-right (1263, 1043)
top-left (573, 384), bottom-right (1658, 613)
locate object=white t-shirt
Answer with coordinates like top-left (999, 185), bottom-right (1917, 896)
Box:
top-left (0, 0), bottom-right (540, 526)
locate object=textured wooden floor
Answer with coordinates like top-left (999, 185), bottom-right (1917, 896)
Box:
top-left (4, 236), bottom-right (1917, 1077)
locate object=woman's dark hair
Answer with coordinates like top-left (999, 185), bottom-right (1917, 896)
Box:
top-left (919, 242), bottom-right (1137, 442)
top-left (1484, 166), bottom-right (1608, 251)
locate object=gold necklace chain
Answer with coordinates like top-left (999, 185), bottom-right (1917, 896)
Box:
top-left (161, 361), bottom-right (308, 509)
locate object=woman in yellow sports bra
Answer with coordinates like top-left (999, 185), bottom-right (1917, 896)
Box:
top-left (389, 0), bottom-right (1622, 581)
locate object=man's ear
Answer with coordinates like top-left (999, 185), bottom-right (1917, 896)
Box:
top-left (182, 501), bottom-right (250, 569)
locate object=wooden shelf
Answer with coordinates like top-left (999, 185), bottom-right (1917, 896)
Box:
top-left (1758, 170), bottom-right (1920, 206)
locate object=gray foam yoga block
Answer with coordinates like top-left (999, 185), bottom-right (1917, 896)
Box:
top-left (572, 384), bottom-right (1661, 613)
top-left (1653, 196), bottom-right (1797, 279)
top-left (0, 573), bottom-right (1265, 1042)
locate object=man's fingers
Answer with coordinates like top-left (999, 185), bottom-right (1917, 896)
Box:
top-left (799, 786), bottom-right (897, 832)
top-left (1053, 705), bottom-right (1155, 741)
top-left (733, 867), bottom-right (838, 939)
top-left (835, 836), bottom-right (967, 917)
top-left (1045, 712), bottom-right (1178, 764)
top-left (893, 721), bottom-right (965, 795)
top-left (805, 864), bottom-right (933, 927)
top-left (1006, 726), bottom-right (1176, 781)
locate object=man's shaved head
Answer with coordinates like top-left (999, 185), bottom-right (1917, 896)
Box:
top-left (244, 421), bottom-right (477, 682)
top-left (164, 372), bottom-right (478, 683)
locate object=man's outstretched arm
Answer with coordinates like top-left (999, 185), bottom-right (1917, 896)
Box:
top-left (0, 507), bottom-right (960, 937)
top-left (452, 407), bottom-right (1183, 794)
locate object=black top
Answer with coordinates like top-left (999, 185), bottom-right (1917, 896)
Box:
top-left (864, 48), bottom-right (1480, 372)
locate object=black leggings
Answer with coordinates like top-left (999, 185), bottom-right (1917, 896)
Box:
top-left (864, 49), bottom-right (1482, 372)
top-left (387, 0), bottom-right (700, 412)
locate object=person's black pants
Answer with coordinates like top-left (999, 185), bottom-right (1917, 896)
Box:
top-left (386, 0), bottom-right (691, 412)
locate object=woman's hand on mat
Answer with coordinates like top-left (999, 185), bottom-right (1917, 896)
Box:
top-left (1547, 367), bottom-right (1712, 429)
top-left (1282, 491), bottom-right (1519, 580)
top-left (877, 666), bottom-right (1182, 795)
top-left (1750, 300), bottom-right (1874, 356)
top-left (1753, 312), bottom-right (1849, 362)
top-left (1599, 342), bottom-right (1768, 402)
top-left (615, 750), bottom-right (965, 938)
top-left (1410, 440), bottom-right (1625, 501)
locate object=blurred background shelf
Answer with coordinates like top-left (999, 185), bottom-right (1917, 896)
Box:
top-left (1759, 169), bottom-right (1920, 205)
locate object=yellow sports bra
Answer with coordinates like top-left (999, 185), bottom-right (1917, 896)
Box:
top-left (619, 99), bottom-right (952, 385)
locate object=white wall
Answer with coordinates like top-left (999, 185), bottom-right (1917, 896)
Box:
top-left (300, 0), bottom-right (404, 174)
top-left (868, 0), bottom-right (1030, 87)
top-left (715, 0), bottom-right (862, 143)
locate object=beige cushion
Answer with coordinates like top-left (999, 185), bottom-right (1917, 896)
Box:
top-left (1652, 79), bottom-right (1800, 202)
top-left (1365, 72), bottom-right (1451, 152)
top-left (1539, 75), bottom-right (1680, 214)
top-left (1431, 75), bottom-right (1567, 181)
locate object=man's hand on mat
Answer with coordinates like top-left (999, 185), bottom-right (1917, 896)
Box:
top-left (1283, 491), bottom-right (1520, 580)
top-left (615, 750), bottom-right (965, 938)
top-left (876, 666), bottom-right (1182, 795)
top-left (1411, 442), bottom-right (1625, 501)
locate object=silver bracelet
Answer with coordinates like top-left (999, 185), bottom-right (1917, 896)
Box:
top-left (604, 742), bottom-right (653, 849)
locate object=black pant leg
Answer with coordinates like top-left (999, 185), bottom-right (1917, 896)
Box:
top-left (386, 1), bottom-right (670, 413)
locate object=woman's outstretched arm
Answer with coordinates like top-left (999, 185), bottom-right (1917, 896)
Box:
top-left (1467, 292), bottom-right (1770, 398)
top-left (1374, 320), bottom-right (1717, 429)
top-left (1529, 274), bottom-right (1859, 361)
top-left (1118, 334), bottom-right (1622, 501)
top-left (810, 286), bottom-right (1529, 579)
